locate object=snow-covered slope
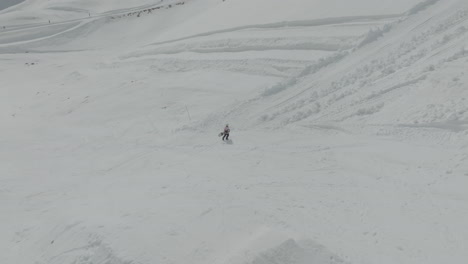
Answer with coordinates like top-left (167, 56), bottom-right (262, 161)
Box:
top-left (1, 0), bottom-right (467, 264)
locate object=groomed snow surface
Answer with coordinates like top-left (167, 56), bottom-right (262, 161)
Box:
top-left (1, 0), bottom-right (467, 263)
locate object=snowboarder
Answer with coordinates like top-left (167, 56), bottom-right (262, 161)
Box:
top-left (222, 124), bottom-right (230, 141)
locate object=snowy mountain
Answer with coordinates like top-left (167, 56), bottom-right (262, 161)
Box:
top-left (1, 0), bottom-right (467, 264)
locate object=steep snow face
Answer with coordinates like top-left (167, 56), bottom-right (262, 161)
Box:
top-left (1, 0), bottom-right (436, 58)
top-left (153, 0), bottom-right (423, 41)
top-left (1, 0), bottom-right (468, 264)
top-left (236, 0), bottom-right (468, 130)
top-left (219, 0), bottom-right (468, 129)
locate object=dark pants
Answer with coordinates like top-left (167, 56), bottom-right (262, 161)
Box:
top-left (222, 133), bottom-right (229, 140)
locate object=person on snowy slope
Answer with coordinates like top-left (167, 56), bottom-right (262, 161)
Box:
top-left (222, 124), bottom-right (230, 141)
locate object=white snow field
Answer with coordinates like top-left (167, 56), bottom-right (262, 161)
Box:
top-left (1, 0), bottom-right (468, 263)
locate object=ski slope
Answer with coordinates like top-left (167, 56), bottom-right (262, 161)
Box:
top-left (1, 0), bottom-right (468, 264)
